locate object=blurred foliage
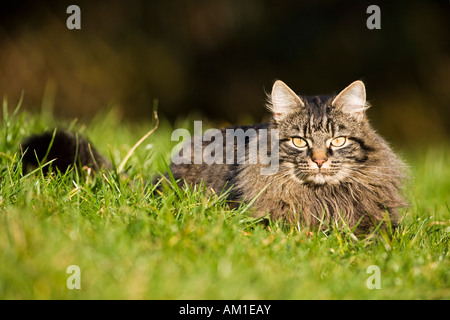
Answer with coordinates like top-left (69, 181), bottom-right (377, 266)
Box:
top-left (0, 0), bottom-right (449, 146)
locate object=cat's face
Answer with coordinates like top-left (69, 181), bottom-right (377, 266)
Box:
top-left (270, 80), bottom-right (373, 186)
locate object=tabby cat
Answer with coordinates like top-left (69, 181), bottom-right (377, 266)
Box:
top-left (22, 80), bottom-right (407, 234)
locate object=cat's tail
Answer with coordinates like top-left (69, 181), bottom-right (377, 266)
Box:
top-left (20, 130), bottom-right (112, 174)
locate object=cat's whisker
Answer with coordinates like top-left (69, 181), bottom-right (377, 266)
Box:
top-left (268, 169), bottom-right (295, 187)
top-left (271, 167), bottom-right (307, 190)
top-left (349, 164), bottom-right (410, 169)
top-left (350, 166), bottom-right (405, 176)
top-left (344, 167), bottom-right (405, 179)
top-left (338, 169), bottom-right (366, 185)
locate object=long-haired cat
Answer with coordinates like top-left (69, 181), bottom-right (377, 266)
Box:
top-left (168, 80), bottom-right (407, 234)
top-left (22, 80), bottom-right (407, 234)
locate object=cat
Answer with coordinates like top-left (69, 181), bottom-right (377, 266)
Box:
top-left (21, 80), bottom-right (407, 235)
top-left (21, 130), bottom-right (111, 174)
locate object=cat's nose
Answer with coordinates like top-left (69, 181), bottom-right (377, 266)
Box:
top-left (313, 159), bottom-right (326, 168)
top-left (312, 149), bottom-right (328, 168)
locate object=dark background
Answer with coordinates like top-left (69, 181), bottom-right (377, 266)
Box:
top-left (0, 0), bottom-right (448, 145)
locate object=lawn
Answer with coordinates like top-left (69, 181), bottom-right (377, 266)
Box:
top-left (0, 99), bottom-right (448, 299)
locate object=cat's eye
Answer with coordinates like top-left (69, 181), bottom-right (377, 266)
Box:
top-left (291, 137), bottom-right (308, 149)
top-left (330, 137), bottom-right (347, 148)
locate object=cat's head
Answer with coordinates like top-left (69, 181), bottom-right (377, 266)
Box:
top-left (268, 80), bottom-right (376, 186)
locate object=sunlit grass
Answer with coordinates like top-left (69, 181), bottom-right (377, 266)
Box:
top-left (0, 98), bottom-right (448, 299)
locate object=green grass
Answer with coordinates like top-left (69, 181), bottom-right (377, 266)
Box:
top-left (0, 98), bottom-right (449, 299)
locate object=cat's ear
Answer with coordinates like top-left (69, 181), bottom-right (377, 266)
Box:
top-left (331, 80), bottom-right (369, 121)
top-left (269, 80), bottom-right (305, 121)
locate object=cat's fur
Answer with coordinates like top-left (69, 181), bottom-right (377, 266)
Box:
top-left (21, 130), bottom-right (112, 174)
top-left (21, 80), bottom-right (407, 234)
top-left (168, 81), bottom-right (407, 233)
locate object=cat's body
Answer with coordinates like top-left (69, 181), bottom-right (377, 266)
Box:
top-left (169, 82), bottom-right (407, 233)
top-left (21, 130), bottom-right (112, 174)
top-left (21, 80), bottom-right (407, 234)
